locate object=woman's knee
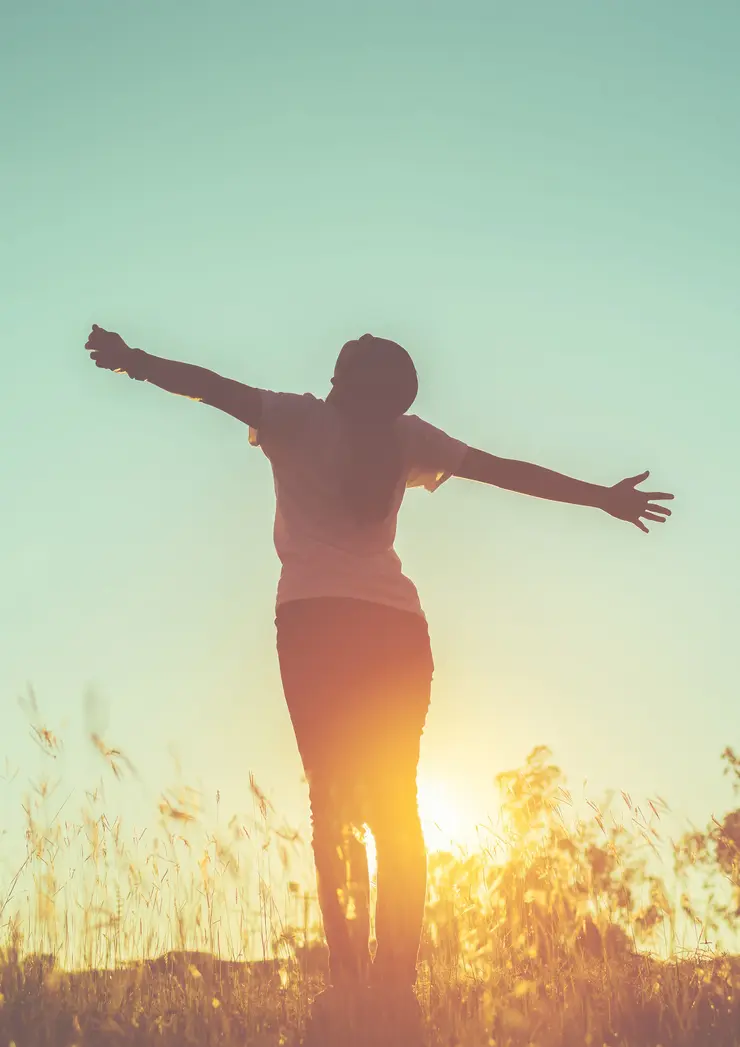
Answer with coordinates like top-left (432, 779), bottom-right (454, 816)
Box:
top-left (368, 790), bottom-right (423, 845)
top-left (308, 776), bottom-right (363, 852)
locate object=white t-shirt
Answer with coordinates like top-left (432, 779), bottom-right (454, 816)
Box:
top-left (250, 391), bottom-right (469, 619)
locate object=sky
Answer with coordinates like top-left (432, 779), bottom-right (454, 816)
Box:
top-left (1, 0), bottom-right (739, 884)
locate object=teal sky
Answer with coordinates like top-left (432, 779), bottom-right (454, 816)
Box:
top-left (2, 1), bottom-right (739, 869)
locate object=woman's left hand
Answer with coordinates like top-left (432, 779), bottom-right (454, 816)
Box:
top-left (601, 471), bottom-right (674, 533)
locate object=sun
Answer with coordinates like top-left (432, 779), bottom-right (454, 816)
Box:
top-left (416, 776), bottom-right (465, 852)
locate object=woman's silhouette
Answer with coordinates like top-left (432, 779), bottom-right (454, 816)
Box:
top-left (85, 324), bottom-right (673, 1037)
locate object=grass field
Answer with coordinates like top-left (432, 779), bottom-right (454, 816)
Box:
top-left (1, 718), bottom-right (738, 1046)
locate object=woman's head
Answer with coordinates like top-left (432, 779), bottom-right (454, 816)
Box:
top-left (331, 333), bottom-right (418, 421)
top-left (330, 333), bottom-right (418, 525)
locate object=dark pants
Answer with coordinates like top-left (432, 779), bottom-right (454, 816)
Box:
top-left (276, 597), bottom-right (433, 988)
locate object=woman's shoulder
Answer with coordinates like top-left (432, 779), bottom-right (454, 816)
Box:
top-left (397, 412), bottom-right (424, 433)
top-left (264, 389), bottom-right (323, 408)
top-left (261, 389), bottom-right (325, 423)
top-left (252, 391), bottom-right (325, 452)
top-left (397, 412), bottom-right (434, 443)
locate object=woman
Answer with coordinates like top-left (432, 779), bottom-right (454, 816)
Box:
top-left (84, 325), bottom-right (673, 1033)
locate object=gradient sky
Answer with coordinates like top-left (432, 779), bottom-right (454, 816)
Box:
top-left (2, 1), bottom-right (739, 871)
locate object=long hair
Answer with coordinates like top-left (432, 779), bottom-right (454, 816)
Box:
top-left (331, 334), bottom-right (418, 524)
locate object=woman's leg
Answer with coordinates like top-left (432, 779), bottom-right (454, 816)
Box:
top-left (306, 771), bottom-right (371, 985)
top-left (365, 681), bottom-right (430, 988)
top-left (276, 601), bottom-right (372, 987)
top-left (368, 770), bottom-right (427, 986)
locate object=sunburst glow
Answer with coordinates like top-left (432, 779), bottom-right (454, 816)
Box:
top-left (416, 776), bottom-right (465, 852)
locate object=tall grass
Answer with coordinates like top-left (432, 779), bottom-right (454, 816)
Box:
top-left (1, 699), bottom-right (738, 1046)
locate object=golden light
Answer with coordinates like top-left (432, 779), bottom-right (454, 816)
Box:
top-left (416, 776), bottom-right (466, 852)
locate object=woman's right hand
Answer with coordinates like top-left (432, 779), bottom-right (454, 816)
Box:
top-left (85, 324), bottom-right (146, 379)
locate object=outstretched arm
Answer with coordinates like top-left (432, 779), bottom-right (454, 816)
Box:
top-left (85, 324), bottom-right (261, 427)
top-left (454, 447), bottom-right (674, 533)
